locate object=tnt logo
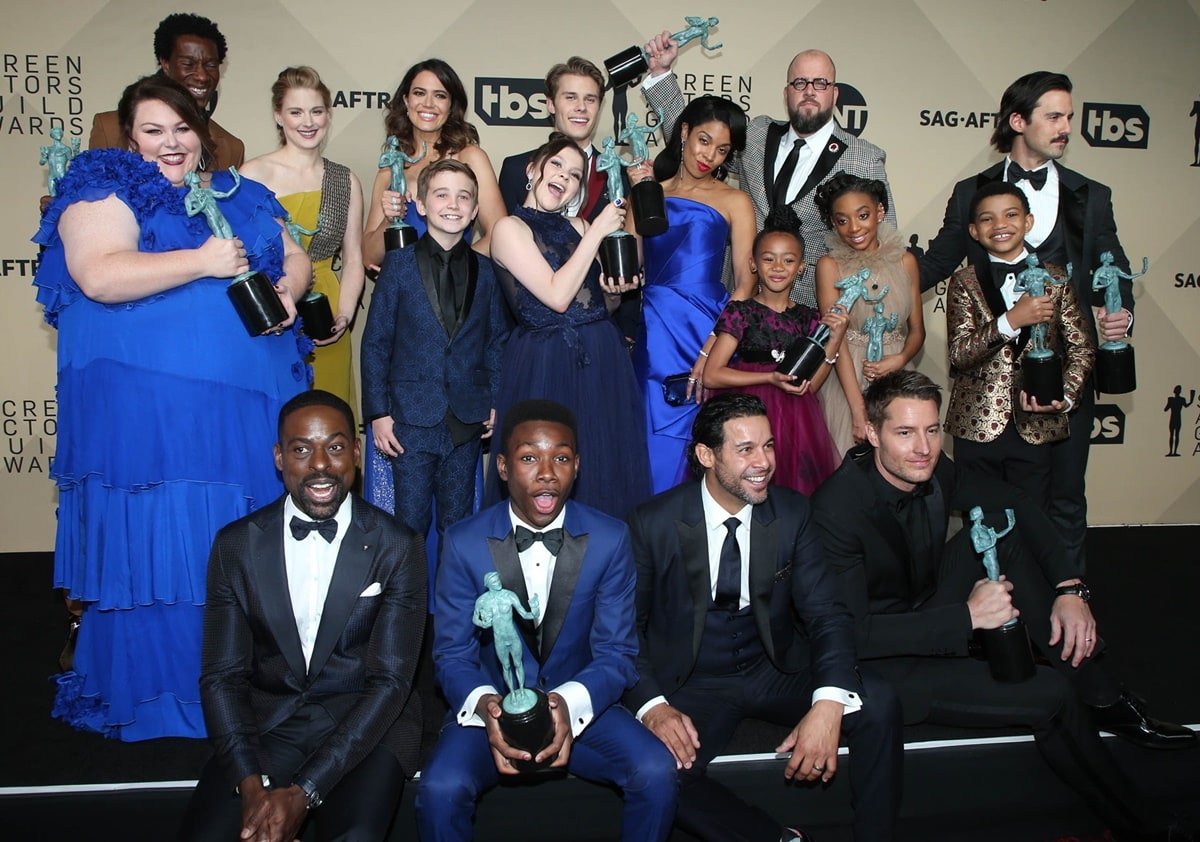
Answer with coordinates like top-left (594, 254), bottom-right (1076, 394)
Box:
top-left (1082, 103), bottom-right (1149, 149)
top-left (474, 78), bottom-right (551, 127)
top-left (1091, 404), bottom-right (1126, 444)
top-left (835, 83), bottom-right (868, 137)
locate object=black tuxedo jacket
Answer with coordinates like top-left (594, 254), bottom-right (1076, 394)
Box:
top-left (200, 495), bottom-right (426, 794)
top-left (811, 448), bottom-right (1074, 701)
top-left (918, 161), bottom-right (1133, 337)
top-left (624, 481), bottom-right (859, 713)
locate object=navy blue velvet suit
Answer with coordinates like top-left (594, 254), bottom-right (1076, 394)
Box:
top-left (416, 500), bottom-right (677, 841)
top-left (360, 242), bottom-right (506, 543)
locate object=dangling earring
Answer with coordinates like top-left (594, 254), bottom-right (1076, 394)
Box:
top-left (525, 179), bottom-right (532, 191)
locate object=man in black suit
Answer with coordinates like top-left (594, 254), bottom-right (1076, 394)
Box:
top-left (625, 393), bottom-right (902, 842)
top-left (919, 71), bottom-right (1134, 574)
top-left (180, 390), bottom-right (426, 842)
top-left (812, 371), bottom-right (1194, 840)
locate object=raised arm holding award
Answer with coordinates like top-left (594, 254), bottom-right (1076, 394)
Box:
top-left (605, 15), bottom-right (722, 89)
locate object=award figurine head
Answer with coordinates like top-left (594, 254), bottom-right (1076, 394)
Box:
top-left (968, 506), bottom-right (1015, 585)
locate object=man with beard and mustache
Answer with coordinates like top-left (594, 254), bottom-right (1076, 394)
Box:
top-left (624, 393), bottom-right (902, 842)
top-left (918, 71), bottom-right (1135, 577)
top-left (639, 41), bottom-right (896, 307)
top-left (89, 13), bottom-right (245, 169)
top-left (181, 390), bottom-right (426, 842)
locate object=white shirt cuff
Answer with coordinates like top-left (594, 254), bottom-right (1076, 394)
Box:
top-left (1061, 396), bottom-right (1075, 414)
top-left (641, 70), bottom-right (672, 90)
top-left (636, 695), bottom-right (669, 722)
top-left (458, 685), bottom-right (500, 728)
top-left (812, 686), bottom-right (862, 714)
top-left (997, 313), bottom-right (1019, 339)
top-left (552, 681), bottom-right (594, 737)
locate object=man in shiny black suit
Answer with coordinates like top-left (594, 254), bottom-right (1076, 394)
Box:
top-left (812, 371), bottom-right (1195, 841)
top-left (180, 390), bottom-right (425, 842)
top-left (626, 394), bottom-right (902, 842)
top-left (919, 71), bottom-right (1134, 575)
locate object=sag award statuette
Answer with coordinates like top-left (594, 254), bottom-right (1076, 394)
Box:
top-left (969, 507), bottom-right (1035, 683)
top-left (379, 136), bottom-right (427, 252)
top-left (473, 571), bottom-right (555, 773)
top-left (605, 15), bottom-right (722, 89)
top-left (775, 322), bottom-right (832, 383)
top-left (594, 137), bottom-right (640, 284)
top-left (1091, 252), bottom-right (1147, 395)
top-left (1016, 254), bottom-right (1066, 405)
top-left (184, 169), bottom-right (287, 336)
top-left (618, 114), bottom-right (668, 236)
top-left (285, 214), bottom-right (335, 341)
top-left (39, 127), bottom-right (80, 198)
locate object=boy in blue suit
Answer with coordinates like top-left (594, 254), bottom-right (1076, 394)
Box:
top-left (360, 158), bottom-right (506, 544)
top-left (417, 400), bottom-right (678, 841)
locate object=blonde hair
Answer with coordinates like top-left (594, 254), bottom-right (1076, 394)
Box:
top-left (271, 65), bottom-right (332, 145)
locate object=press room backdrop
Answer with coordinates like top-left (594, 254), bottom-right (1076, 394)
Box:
top-left (3, 0), bottom-right (1198, 551)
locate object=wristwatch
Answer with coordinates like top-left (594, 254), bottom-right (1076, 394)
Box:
top-left (1055, 582), bottom-right (1091, 602)
top-left (295, 776), bottom-right (323, 810)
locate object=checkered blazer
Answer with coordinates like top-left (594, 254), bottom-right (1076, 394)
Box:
top-left (645, 74), bottom-right (897, 307)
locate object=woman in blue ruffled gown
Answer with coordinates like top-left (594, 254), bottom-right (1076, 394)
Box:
top-left (486, 135), bottom-right (650, 518)
top-left (33, 76), bottom-right (310, 740)
top-left (632, 96), bottom-right (756, 492)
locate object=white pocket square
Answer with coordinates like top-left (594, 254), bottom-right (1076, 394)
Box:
top-left (359, 582), bottom-right (383, 597)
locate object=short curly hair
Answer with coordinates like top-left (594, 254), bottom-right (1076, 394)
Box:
top-left (153, 13), bottom-right (227, 64)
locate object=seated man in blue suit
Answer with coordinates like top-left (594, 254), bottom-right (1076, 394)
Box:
top-left (360, 157), bottom-right (507, 546)
top-left (417, 400), bottom-right (678, 841)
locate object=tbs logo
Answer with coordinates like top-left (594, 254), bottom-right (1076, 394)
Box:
top-left (835, 83), bottom-right (869, 137)
top-left (1082, 103), bottom-right (1148, 149)
top-left (1091, 404), bottom-right (1125, 444)
top-left (474, 78), bottom-right (550, 127)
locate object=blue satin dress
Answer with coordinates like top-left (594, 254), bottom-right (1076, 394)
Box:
top-left (634, 197), bottom-right (730, 493)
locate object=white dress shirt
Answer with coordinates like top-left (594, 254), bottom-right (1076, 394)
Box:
top-left (991, 248), bottom-right (1031, 340)
top-left (456, 504), bottom-right (595, 737)
top-left (775, 120), bottom-right (837, 206)
top-left (1004, 157), bottom-right (1059, 249)
top-left (637, 482), bottom-right (862, 721)
top-left (283, 494), bottom-right (353, 670)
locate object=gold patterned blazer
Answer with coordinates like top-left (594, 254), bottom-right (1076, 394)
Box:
top-left (945, 259), bottom-right (1094, 445)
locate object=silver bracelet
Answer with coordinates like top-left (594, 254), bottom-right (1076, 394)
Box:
top-left (824, 352), bottom-right (839, 365)
top-left (698, 349), bottom-right (710, 358)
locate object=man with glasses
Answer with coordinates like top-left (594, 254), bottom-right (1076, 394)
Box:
top-left (640, 40), bottom-right (896, 307)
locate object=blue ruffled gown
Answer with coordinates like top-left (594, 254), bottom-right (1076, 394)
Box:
top-left (486, 206), bottom-right (651, 518)
top-left (34, 150), bottom-right (308, 740)
top-left (634, 197), bottom-right (731, 493)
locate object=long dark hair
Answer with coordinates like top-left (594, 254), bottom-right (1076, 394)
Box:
top-left (383, 58), bottom-right (478, 158)
top-left (118, 75), bottom-right (215, 170)
top-left (653, 95), bottom-right (747, 182)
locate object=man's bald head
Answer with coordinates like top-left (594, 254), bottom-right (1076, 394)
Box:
top-left (787, 50), bottom-right (836, 83)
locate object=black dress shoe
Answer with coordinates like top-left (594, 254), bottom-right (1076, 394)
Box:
top-left (1090, 692), bottom-right (1198, 750)
top-left (780, 827), bottom-right (814, 842)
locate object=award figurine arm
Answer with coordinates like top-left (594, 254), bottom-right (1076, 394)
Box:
top-left (968, 506), bottom-right (1035, 682)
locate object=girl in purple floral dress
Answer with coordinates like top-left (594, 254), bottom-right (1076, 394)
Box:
top-left (704, 208), bottom-right (847, 494)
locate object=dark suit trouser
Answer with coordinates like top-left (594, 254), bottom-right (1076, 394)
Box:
top-left (390, 420), bottom-right (481, 543)
top-left (669, 660), bottom-right (902, 842)
top-left (179, 705), bottom-right (406, 842)
top-left (953, 422), bottom-right (1053, 512)
top-left (870, 529), bottom-right (1157, 835)
top-left (415, 705), bottom-right (678, 841)
top-left (1048, 384), bottom-right (1094, 574)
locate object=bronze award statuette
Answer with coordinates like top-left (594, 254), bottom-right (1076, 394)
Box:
top-left (380, 137), bottom-right (427, 252)
top-left (969, 507), bottom-right (1035, 683)
top-left (185, 169), bottom-right (287, 336)
top-left (1015, 254), bottom-right (1065, 405)
top-left (473, 572), bottom-right (556, 774)
top-left (595, 137), bottom-right (641, 284)
top-left (775, 323), bottom-right (832, 384)
top-left (1091, 253), bottom-right (1147, 395)
top-left (605, 15), bottom-right (723, 89)
top-left (620, 114), bottom-right (668, 236)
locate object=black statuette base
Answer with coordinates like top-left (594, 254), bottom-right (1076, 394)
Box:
top-left (228, 272), bottom-right (287, 337)
top-left (499, 689), bottom-right (557, 774)
top-left (1023, 353), bottom-right (1064, 406)
top-left (630, 180), bottom-right (668, 237)
top-left (297, 292), bottom-right (335, 341)
top-left (1096, 345), bottom-right (1135, 394)
top-left (599, 233), bottom-right (640, 285)
top-left (384, 224), bottom-right (418, 252)
top-left (604, 46), bottom-right (649, 90)
top-left (776, 337), bottom-right (826, 383)
top-left (981, 620), bottom-right (1036, 683)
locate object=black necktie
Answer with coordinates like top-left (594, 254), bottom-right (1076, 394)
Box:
top-left (433, 248), bottom-right (458, 331)
top-left (715, 517), bottom-right (742, 611)
top-left (290, 515), bottom-right (337, 543)
top-left (772, 137), bottom-right (804, 209)
top-left (514, 526), bottom-right (565, 556)
top-left (896, 485), bottom-right (933, 594)
top-left (1007, 162), bottom-right (1048, 191)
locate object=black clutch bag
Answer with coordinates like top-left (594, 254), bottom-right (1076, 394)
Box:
top-left (662, 373), bottom-right (692, 407)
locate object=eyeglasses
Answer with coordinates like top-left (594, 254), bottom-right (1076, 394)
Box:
top-left (788, 77), bottom-right (833, 92)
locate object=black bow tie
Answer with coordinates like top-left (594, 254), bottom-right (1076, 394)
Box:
top-left (290, 515), bottom-right (338, 543)
top-left (514, 525), bottom-right (565, 555)
top-left (1007, 162), bottom-right (1048, 191)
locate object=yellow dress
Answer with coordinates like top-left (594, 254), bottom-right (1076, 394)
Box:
top-left (278, 190), bottom-right (356, 413)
